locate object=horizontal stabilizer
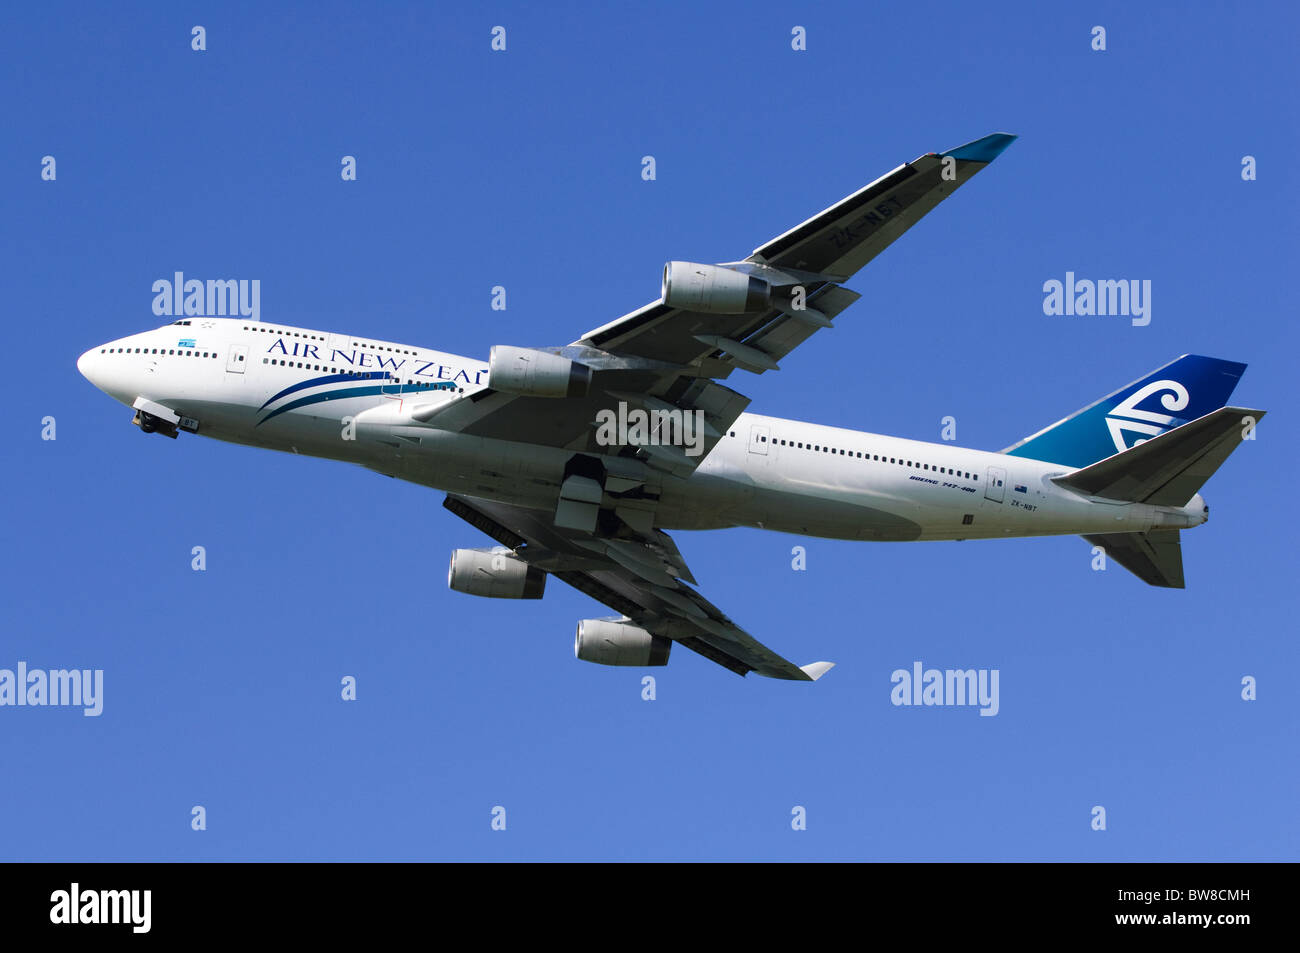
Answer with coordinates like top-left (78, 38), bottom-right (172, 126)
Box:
top-left (1053, 407), bottom-right (1264, 506)
top-left (1083, 531), bottom-right (1185, 588)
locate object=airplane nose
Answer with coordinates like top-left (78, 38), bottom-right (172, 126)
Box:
top-left (78, 340), bottom-right (141, 406)
top-left (77, 347), bottom-right (97, 382)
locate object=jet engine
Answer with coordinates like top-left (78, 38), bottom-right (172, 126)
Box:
top-left (574, 618), bottom-right (671, 667)
top-left (661, 261), bottom-right (771, 314)
top-left (447, 548), bottom-right (546, 599)
top-left (488, 346), bottom-right (592, 398)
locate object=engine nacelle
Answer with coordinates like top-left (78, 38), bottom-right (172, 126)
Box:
top-left (574, 618), bottom-right (671, 667)
top-left (448, 548), bottom-right (546, 599)
top-left (661, 261), bottom-right (771, 314)
top-left (488, 345), bottom-right (592, 398)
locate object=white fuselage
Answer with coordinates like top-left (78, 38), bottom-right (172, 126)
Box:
top-left (77, 319), bottom-right (1207, 543)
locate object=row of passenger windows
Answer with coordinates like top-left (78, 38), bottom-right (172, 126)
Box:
top-left (728, 430), bottom-right (978, 481)
top-left (243, 325), bottom-right (325, 342)
top-left (240, 325), bottom-right (418, 356)
top-left (261, 358), bottom-right (462, 391)
top-left (102, 347), bottom-right (217, 358)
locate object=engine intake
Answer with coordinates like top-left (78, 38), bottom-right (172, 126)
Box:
top-left (662, 262), bottom-right (771, 314)
top-left (574, 618), bottom-right (671, 667)
top-left (448, 548), bottom-right (546, 599)
top-left (488, 346), bottom-right (591, 398)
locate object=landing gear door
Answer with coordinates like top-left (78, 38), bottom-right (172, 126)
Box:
top-left (748, 424), bottom-right (770, 455)
top-left (985, 465), bottom-right (1007, 503)
top-left (226, 345), bottom-right (248, 374)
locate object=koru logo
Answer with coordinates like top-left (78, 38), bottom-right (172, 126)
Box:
top-left (1105, 380), bottom-right (1188, 453)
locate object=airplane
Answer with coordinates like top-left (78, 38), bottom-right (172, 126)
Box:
top-left (76, 132), bottom-right (1263, 682)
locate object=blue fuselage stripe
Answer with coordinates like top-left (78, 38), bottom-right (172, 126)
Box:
top-left (257, 385), bottom-right (391, 425)
top-left (259, 372), bottom-right (388, 410)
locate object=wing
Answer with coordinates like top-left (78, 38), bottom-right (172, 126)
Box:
top-left (579, 132), bottom-right (1018, 367)
top-left (420, 133), bottom-right (1018, 482)
top-left (444, 494), bottom-right (833, 680)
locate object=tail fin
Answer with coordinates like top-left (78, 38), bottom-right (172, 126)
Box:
top-left (1002, 355), bottom-right (1247, 467)
top-left (1054, 406), bottom-right (1264, 506)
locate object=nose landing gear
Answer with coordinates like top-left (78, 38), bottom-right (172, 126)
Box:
top-left (133, 409), bottom-right (179, 439)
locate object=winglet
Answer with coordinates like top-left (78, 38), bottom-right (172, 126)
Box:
top-left (941, 132), bottom-right (1018, 164)
top-left (799, 661), bottom-right (836, 681)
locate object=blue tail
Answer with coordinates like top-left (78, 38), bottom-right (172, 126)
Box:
top-left (1001, 355), bottom-right (1248, 468)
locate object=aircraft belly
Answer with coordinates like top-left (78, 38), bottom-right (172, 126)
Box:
top-left (659, 471), bottom-right (923, 540)
top-left (749, 485), bottom-right (924, 540)
top-left (382, 430), bottom-right (567, 510)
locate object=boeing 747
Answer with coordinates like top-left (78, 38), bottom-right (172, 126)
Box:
top-left (76, 133), bottom-right (1262, 680)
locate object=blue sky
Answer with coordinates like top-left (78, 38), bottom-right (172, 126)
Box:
top-left (3, 1), bottom-right (1296, 860)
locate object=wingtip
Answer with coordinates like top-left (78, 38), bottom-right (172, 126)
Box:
top-left (941, 132), bottom-right (1018, 163)
top-left (799, 661), bottom-right (836, 681)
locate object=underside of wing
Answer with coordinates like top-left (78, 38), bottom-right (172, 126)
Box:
top-left (443, 494), bottom-right (833, 681)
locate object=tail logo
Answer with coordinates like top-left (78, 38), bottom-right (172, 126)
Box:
top-left (1105, 379), bottom-right (1189, 453)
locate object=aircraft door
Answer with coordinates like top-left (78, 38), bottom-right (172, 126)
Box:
top-left (748, 424), bottom-right (770, 455)
top-left (226, 345), bottom-right (248, 374)
top-left (984, 465), bottom-right (1006, 502)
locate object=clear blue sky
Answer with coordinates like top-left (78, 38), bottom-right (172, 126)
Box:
top-left (3, 1), bottom-right (1296, 860)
